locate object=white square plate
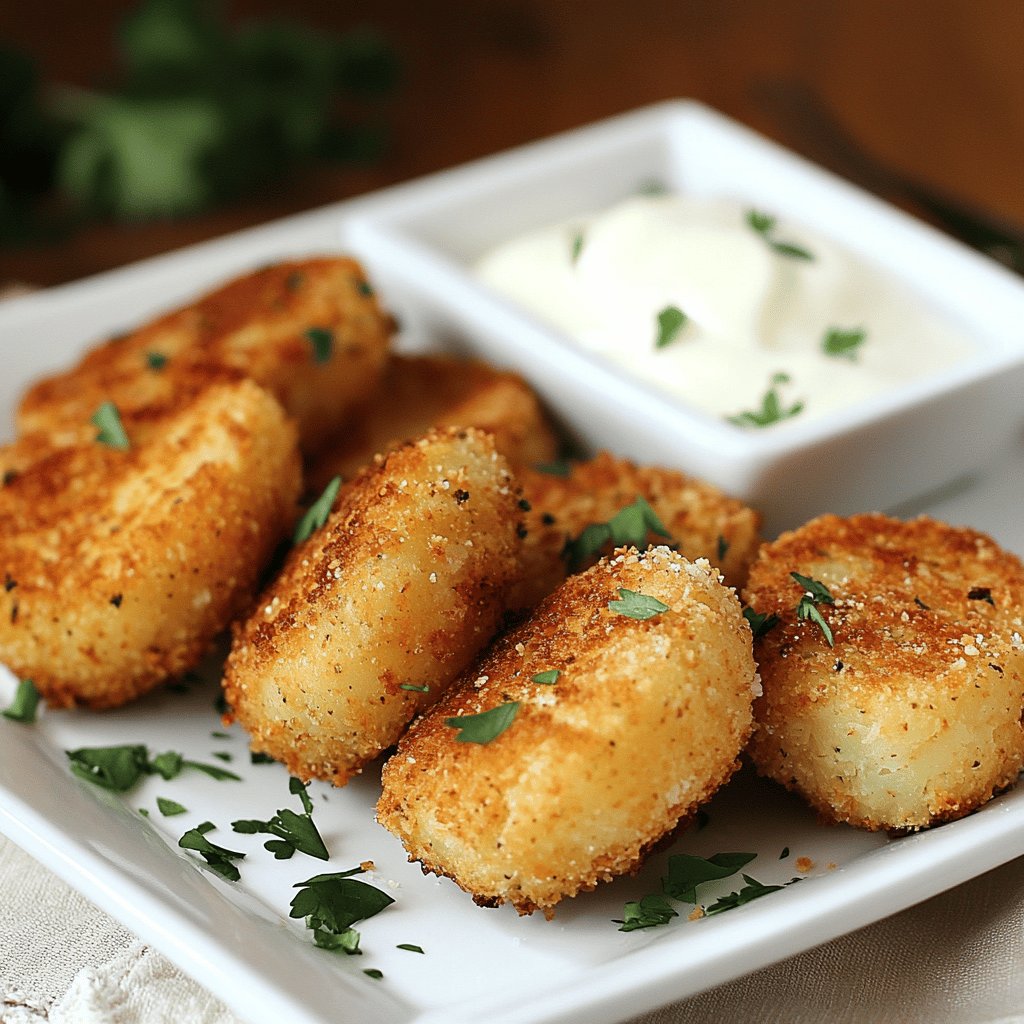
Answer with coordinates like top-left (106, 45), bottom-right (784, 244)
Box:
top-left (2, 103), bottom-right (1024, 1024)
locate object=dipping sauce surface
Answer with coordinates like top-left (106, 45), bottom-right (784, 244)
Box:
top-left (475, 195), bottom-right (974, 427)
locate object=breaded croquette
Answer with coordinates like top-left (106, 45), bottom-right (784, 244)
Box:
top-left (305, 353), bottom-right (559, 491)
top-left (511, 452), bottom-right (761, 610)
top-left (744, 513), bottom-right (1024, 832)
top-left (0, 378), bottom-right (301, 709)
top-left (223, 427), bottom-right (524, 785)
top-left (377, 547), bottom-right (757, 917)
top-left (17, 257), bottom-right (391, 453)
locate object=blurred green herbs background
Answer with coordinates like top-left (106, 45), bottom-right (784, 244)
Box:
top-left (0, 0), bottom-right (398, 242)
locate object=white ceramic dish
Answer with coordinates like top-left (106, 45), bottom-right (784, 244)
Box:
top-left (341, 100), bottom-right (1024, 536)
top-left (1, 102), bottom-right (1024, 1024)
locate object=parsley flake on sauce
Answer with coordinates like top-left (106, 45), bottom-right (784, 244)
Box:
top-left (304, 326), bottom-right (334, 363)
top-left (91, 401), bottom-right (130, 450)
top-left (293, 475), bottom-right (341, 545)
top-left (655, 305), bottom-right (688, 349)
top-left (792, 572), bottom-right (836, 646)
top-left (445, 702), bottom-right (519, 744)
top-left (608, 588), bottom-right (669, 621)
top-left (822, 326), bottom-right (867, 360)
top-left (727, 373), bottom-right (804, 428)
top-left (2, 679), bottom-right (40, 723)
top-left (746, 209), bottom-right (814, 261)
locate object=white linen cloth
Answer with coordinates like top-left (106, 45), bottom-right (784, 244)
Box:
top-left (3, 831), bottom-right (1024, 1024)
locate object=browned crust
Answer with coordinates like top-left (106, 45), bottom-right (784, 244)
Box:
top-left (378, 547), bottom-right (756, 915)
top-left (0, 378), bottom-right (301, 708)
top-left (305, 353), bottom-right (559, 491)
top-left (17, 258), bottom-right (392, 453)
top-left (511, 451), bottom-right (761, 610)
top-left (223, 426), bottom-right (525, 784)
top-left (743, 513), bottom-right (1024, 831)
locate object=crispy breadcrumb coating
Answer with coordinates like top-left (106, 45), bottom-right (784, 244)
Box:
top-left (17, 258), bottom-right (391, 454)
top-left (224, 427), bottom-right (524, 785)
top-left (744, 513), bottom-right (1024, 831)
top-left (378, 547), bottom-right (757, 916)
top-left (0, 377), bottom-right (301, 708)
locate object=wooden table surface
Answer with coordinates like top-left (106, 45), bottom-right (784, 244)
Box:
top-left (2, 0), bottom-right (1022, 287)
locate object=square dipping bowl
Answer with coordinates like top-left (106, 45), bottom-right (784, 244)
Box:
top-left (341, 100), bottom-right (1024, 536)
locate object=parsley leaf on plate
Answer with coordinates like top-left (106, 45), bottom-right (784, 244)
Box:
top-left (822, 326), bottom-right (867, 360)
top-left (703, 874), bottom-right (786, 915)
top-left (2, 678), bottom-right (40, 723)
top-left (290, 869), bottom-right (394, 951)
top-left (662, 851), bottom-right (757, 903)
top-left (616, 893), bottom-right (678, 932)
top-left (655, 305), bottom-right (688, 349)
top-left (178, 821), bottom-right (246, 881)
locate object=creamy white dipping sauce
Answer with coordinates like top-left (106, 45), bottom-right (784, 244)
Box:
top-left (474, 194), bottom-right (974, 426)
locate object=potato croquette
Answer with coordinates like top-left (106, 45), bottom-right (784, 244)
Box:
top-left (0, 378), bottom-right (301, 709)
top-left (377, 547), bottom-right (757, 917)
top-left (223, 427), bottom-right (524, 785)
top-left (744, 513), bottom-right (1024, 832)
top-left (306, 353), bottom-right (559, 491)
top-left (511, 452), bottom-right (761, 610)
top-left (17, 257), bottom-right (391, 453)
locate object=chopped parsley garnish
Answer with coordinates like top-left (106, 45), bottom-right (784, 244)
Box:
top-left (616, 850), bottom-right (760, 932)
top-left (608, 588), bottom-right (669, 620)
top-left (357, 280), bottom-right (374, 298)
top-left (662, 851), bottom-right (757, 903)
top-left (616, 894), bottom-right (678, 932)
top-left (156, 796), bottom-right (188, 817)
top-left (212, 751), bottom-right (233, 762)
top-left (655, 305), bottom-right (688, 349)
top-left (304, 326), bottom-right (334, 364)
top-left (178, 822), bottom-right (246, 881)
top-left (66, 745), bottom-right (241, 791)
top-left (746, 209), bottom-right (814, 261)
top-left (792, 572), bottom-right (835, 647)
top-left (968, 587), bottom-right (995, 605)
top-left (914, 596), bottom-right (930, 610)
top-left (91, 401), bottom-right (130, 450)
top-left (445, 702), bottom-right (519, 744)
top-left (570, 229), bottom-right (585, 265)
top-left (67, 744), bottom-right (151, 791)
top-left (397, 943), bottom-right (424, 954)
top-left (727, 373), bottom-right (804, 428)
top-left (363, 969), bottom-right (384, 979)
top-left (2, 679), bottom-right (40, 723)
top-left (290, 868), bottom-right (394, 952)
top-left (145, 351), bottom-right (168, 371)
top-left (294, 475), bottom-right (341, 545)
top-left (531, 670), bottom-right (560, 685)
top-left (534, 458), bottom-right (572, 477)
top-left (779, 847), bottom-right (790, 859)
top-left (636, 179), bottom-right (668, 196)
top-left (232, 776), bottom-right (327, 860)
top-left (704, 874), bottom-right (787, 915)
top-left (400, 683), bottom-right (429, 693)
top-left (563, 495), bottom-right (671, 571)
top-left (822, 326), bottom-right (867, 360)
top-left (211, 730), bottom-right (231, 739)
top-left (743, 606), bottom-right (780, 639)
top-left (251, 751), bottom-right (275, 764)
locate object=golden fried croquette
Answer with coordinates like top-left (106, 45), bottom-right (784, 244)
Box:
top-left (744, 513), bottom-right (1024, 832)
top-left (0, 378), bottom-right (301, 709)
top-left (377, 547), bottom-right (757, 917)
top-left (305, 353), bottom-right (559, 491)
top-left (223, 427), bottom-right (525, 785)
top-left (17, 258), bottom-right (391, 453)
top-left (511, 452), bottom-right (761, 610)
